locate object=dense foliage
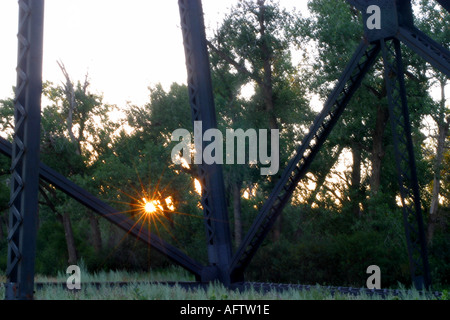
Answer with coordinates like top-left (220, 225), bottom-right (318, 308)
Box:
top-left (0, 0), bottom-right (448, 290)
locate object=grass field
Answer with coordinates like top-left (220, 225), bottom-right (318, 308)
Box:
top-left (0, 266), bottom-right (447, 300)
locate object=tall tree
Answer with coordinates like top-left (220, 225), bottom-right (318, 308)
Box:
top-left (302, 0), bottom-right (435, 215)
top-left (208, 0), bottom-right (311, 242)
top-left (39, 63), bottom-right (118, 264)
top-left (416, 0), bottom-right (450, 243)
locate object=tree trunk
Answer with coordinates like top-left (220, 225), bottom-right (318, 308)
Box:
top-left (350, 141), bottom-right (362, 216)
top-left (427, 79), bottom-right (449, 244)
top-left (87, 210), bottom-right (102, 253)
top-left (258, 0), bottom-right (283, 241)
top-left (258, 0), bottom-right (279, 131)
top-left (370, 104), bottom-right (389, 198)
top-left (62, 211), bottom-right (78, 265)
top-left (0, 213), bottom-right (4, 240)
top-left (107, 223), bottom-right (118, 250)
top-left (57, 61), bottom-right (82, 156)
top-left (232, 181), bottom-right (243, 248)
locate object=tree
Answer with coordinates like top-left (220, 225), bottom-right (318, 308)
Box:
top-left (303, 0), bottom-right (384, 212)
top-left (102, 83), bottom-right (211, 264)
top-left (415, 0), bottom-right (450, 244)
top-left (302, 0), bottom-right (435, 215)
top-left (38, 63), bottom-right (120, 265)
top-left (208, 0), bottom-right (312, 242)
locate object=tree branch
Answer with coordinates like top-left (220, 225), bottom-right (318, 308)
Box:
top-left (364, 83), bottom-right (386, 100)
top-left (57, 60), bottom-right (81, 155)
top-left (38, 184), bottom-right (58, 214)
top-left (206, 39), bottom-right (262, 86)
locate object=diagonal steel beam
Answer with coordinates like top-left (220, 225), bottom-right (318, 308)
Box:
top-left (397, 26), bottom-right (450, 77)
top-left (230, 40), bottom-right (381, 281)
top-left (435, 0), bottom-right (450, 13)
top-left (0, 137), bottom-right (204, 279)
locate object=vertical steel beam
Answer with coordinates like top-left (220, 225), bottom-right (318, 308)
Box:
top-left (381, 38), bottom-right (431, 290)
top-left (5, 0), bottom-right (44, 300)
top-left (178, 0), bottom-right (233, 285)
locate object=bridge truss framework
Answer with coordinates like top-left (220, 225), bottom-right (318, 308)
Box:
top-left (1, 0), bottom-right (449, 299)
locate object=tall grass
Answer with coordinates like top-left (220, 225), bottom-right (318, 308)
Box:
top-left (14, 282), bottom-right (443, 300)
top-left (0, 266), bottom-right (445, 300)
top-left (45, 262), bottom-right (196, 283)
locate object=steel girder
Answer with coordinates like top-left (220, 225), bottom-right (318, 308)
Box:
top-left (435, 0), bottom-right (450, 13)
top-left (5, 0), bottom-right (44, 300)
top-left (397, 26), bottom-right (450, 77)
top-left (381, 38), bottom-right (431, 289)
top-left (178, 0), bottom-right (233, 284)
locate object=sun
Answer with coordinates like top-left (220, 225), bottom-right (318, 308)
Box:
top-left (141, 198), bottom-right (164, 216)
top-left (144, 201), bottom-right (157, 214)
top-left (96, 163), bottom-right (205, 269)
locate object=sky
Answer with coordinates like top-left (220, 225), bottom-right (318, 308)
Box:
top-left (0, 0), bottom-right (308, 109)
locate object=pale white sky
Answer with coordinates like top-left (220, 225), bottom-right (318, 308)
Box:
top-left (0, 0), bottom-right (308, 108)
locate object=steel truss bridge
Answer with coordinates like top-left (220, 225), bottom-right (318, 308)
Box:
top-left (1, 0), bottom-right (449, 299)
